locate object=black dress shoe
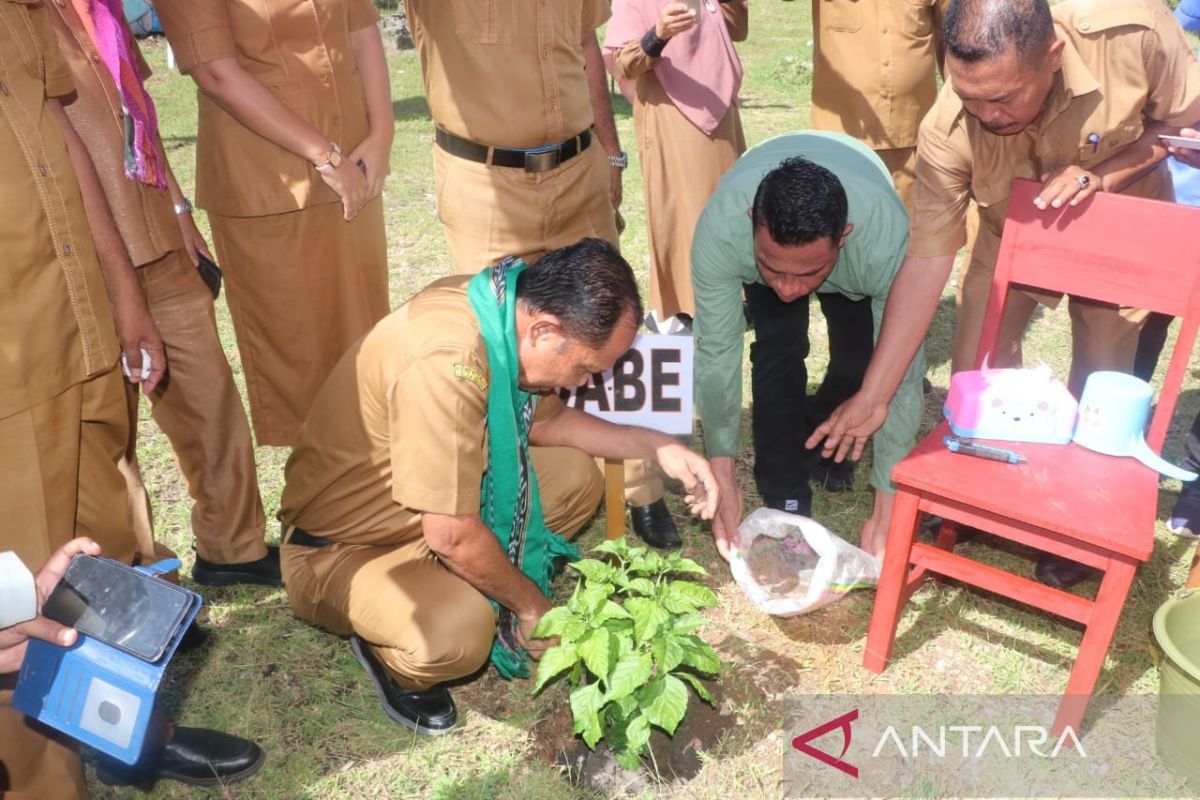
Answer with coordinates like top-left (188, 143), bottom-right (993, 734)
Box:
top-left (192, 546), bottom-right (282, 587)
top-left (1034, 554), bottom-right (1097, 590)
top-left (98, 726), bottom-right (265, 787)
top-left (629, 499), bottom-right (682, 549)
top-left (810, 456), bottom-right (856, 493)
top-left (350, 635), bottom-right (457, 735)
top-left (175, 622), bottom-right (210, 654)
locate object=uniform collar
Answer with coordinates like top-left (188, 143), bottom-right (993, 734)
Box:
top-left (1051, 36), bottom-right (1100, 105)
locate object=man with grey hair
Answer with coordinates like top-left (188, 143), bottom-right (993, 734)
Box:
top-left (807, 0), bottom-right (1200, 588)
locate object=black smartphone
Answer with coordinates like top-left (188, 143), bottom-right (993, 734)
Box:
top-left (41, 555), bottom-right (194, 662)
top-left (196, 252), bottom-right (222, 300)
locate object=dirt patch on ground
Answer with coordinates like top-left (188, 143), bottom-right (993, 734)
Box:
top-left (523, 643), bottom-right (804, 794)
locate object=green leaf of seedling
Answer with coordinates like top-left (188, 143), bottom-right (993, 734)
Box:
top-left (605, 651), bottom-right (653, 702)
top-left (590, 538), bottom-right (629, 558)
top-left (652, 634), bottom-right (685, 673)
top-left (629, 549), bottom-right (666, 577)
top-left (661, 580), bottom-right (718, 614)
top-left (611, 693), bottom-right (638, 720)
top-left (665, 556), bottom-right (708, 577)
top-left (578, 627), bottom-right (612, 680)
top-left (578, 582), bottom-right (610, 616)
top-left (679, 638), bottom-right (721, 676)
top-left (625, 597), bottom-right (670, 644)
top-left (637, 674), bottom-right (689, 735)
top-left (570, 682), bottom-right (605, 749)
top-left (533, 643), bottom-right (581, 693)
top-left (670, 612), bottom-right (706, 634)
top-left (676, 670), bottom-right (716, 705)
top-left (624, 712), bottom-right (652, 756)
top-left (560, 616), bottom-right (588, 644)
top-left (596, 600), bottom-right (631, 621)
top-left (614, 745), bottom-right (643, 772)
top-left (604, 712), bottom-right (631, 753)
top-left (531, 606), bottom-right (572, 638)
top-left (613, 628), bottom-right (635, 658)
top-left (566, 581), bottom-right (585, 614)
top-left (624, 577), bottom-right (655, 597)
top-left (570, 558), bottom-right (616, 585)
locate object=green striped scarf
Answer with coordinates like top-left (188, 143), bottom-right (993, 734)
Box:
top-left (467, 259), bottom-right (579, 679)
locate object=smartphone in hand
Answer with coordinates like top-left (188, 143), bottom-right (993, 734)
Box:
top-left (196, 252), bottom-right (222, 300)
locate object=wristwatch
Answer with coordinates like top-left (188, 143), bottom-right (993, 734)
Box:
top-left (608, 150), bottom-right (629, 170)
top-left (173, 197), bottom-right (193, 216)
top-left (313, 142), bottom-right (343, 172)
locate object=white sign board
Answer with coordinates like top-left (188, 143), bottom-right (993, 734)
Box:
top-left (558, 333), bottom-right (694, 435)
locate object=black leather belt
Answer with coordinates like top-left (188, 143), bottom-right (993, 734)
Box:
top-left (287, 527), bottom-right (332, 548)
top-left (435, 126), bottom-right (591, 173)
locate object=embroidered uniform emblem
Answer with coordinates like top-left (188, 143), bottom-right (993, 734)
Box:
top-left (454, 363), bottom-right (488, 391)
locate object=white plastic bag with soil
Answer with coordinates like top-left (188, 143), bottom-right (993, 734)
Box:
top-left (730, 507), bottom-right (882, 616)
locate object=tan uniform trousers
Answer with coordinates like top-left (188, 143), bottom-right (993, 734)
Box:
top-left (434, 141), bottom-right (619, 276)
top-left (876, 147), bottom-right (916, 212)
top-left (0, 689), bottom-right (86, 800)
top-left (434, 141), bottom-right (663, 507)
top-left (0, 365), bottom-right (141, 800)
top-left (282, 446), bottom-right (604, 691)
top-left (118, 248), bottom-right (268, 565)
top-left (952, 239), bottom-right (1147, 394)
top-left (209, 198), bottom-right (390, 447)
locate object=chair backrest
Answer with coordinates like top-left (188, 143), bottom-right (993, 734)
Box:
top-left (979, 178), bottom-right (1200, 451)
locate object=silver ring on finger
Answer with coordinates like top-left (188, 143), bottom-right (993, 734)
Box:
top-left (1076, 174), bottom-right (1090, 189)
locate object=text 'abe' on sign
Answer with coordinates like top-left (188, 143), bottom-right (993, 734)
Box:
top-left (558, 333), bottom-right (694, 436)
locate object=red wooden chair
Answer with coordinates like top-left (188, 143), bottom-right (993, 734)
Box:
top-left (863, 179), bottom-right (1200, 733)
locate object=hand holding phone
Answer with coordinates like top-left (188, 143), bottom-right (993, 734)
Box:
top-left (1159, 133), bottom-right (1200, 151)
top-left (41, 555), bottom-right (196, 662)
top-left (196, 252), bottom-right (222, 300)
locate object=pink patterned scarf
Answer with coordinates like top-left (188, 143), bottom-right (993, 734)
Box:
top-left (70, 0), bottom-right (166, 187)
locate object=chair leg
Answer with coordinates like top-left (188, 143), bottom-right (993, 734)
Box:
top-left (935, 519), bottom-right (960, 551)
top-left (932, 519), bottom-right (959, 587)
top-left (863, 489), bottom-right (921, 673)
top-left (1052, 557), bottom-right (1138, 735)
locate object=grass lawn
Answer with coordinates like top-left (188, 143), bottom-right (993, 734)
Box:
top-left (100, 3), bottom-right (1200, 798)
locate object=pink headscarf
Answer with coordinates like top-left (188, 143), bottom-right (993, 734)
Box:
top-left (603, 0), bottom-right (743, 135)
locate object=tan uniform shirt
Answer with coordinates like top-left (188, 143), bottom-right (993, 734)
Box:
top-left (811, 0), bottom-right (949, 150)
top-left (0, 0), bottom-right (118, 419)
top-left (910, 0), bottom-right (1200, 267)
top-left (403, 0), bottom-right (610, 147)
top-left (154, 0), bottom-right (380, 217)
top-left (47, 1), bottom-right (183, 268)
top-left (280, 276), bottom-right (492, 544)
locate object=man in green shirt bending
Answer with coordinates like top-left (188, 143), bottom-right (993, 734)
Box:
top-left (692, 131), bottom-right (923, 560)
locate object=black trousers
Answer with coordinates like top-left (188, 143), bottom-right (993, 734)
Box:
top-left (744, 283), bottom-right (875, 514)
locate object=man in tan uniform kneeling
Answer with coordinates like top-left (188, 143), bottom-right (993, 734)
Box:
top-left (279, 238), bottom-right (718, 735)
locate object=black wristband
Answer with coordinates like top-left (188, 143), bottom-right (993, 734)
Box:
top-left (641, 26), bottom-right (668, 58)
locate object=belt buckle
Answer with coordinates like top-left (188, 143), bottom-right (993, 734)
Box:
top-left (524, 149), bottom-right (560, 173)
